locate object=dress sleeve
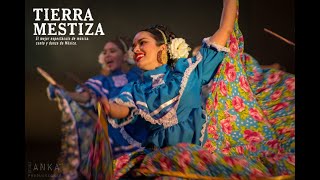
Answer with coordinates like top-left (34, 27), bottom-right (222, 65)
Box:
top-left (106, 82), bottom-right (139, 128)
top-left (76, 75), bottom-right (109, 99)
top-left (191, 37), bottom-right (229, 85)
top-left (73, 75), bottom-right (109, 108)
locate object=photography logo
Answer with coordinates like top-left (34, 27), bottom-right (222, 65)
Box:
top-left (27, 161), bottom-right (62, 178)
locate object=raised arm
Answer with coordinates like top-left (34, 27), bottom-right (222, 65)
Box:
top-left (47, 82), bottom-right (92, 103)
top-left (209, 0), bottom-right (237, 47)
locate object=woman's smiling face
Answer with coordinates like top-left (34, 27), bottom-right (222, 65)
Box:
top-left (102, 42), bottom-right (125, 72)
top-left (132, 31), bottom-right (165, 70)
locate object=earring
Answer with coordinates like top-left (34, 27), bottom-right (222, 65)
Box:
top-left (161, 50), bottom-right (168, 64)
top-left (157, 50), bottom-right (168, 64)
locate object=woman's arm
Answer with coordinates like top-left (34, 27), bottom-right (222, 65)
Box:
top-left (69, 90), bottom-right (130, 119)
top-left (67, 91), bottom-right (91, 103)
top-left (100, 96), bottom-right (130, 119)
top-left (209, 0), bottom-right (237, 47)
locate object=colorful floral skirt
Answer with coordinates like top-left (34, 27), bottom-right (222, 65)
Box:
top-left (203, 13), bottom-right (295, 177)
top-left (112, 142), bottom-right (294, 179)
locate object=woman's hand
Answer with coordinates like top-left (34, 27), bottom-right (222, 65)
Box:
top-left (47, 84), bottom-right (58, 100)
top-left (100, 96), bottom-right (111, 115)
top-left (99, 96), bottom-right (130, 119)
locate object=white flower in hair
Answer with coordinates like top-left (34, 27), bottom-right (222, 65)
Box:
top-left (98, 51), bottom-right (105, 65)
top-left (126, 47), bottom-right (136, 65)
top-left (168, 38), bottom-right (191, 60)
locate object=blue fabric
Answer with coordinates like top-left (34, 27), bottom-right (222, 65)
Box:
top-left (76, 67), bottom-right (142, 99)
top-left (109, 42), bottom-right (226, 148)
top-left (127, 66), bottom-right (143, 83)
top-left (55, 66), bottom-right (146, 159)
top-left (81, 67), bottom-right (146, 158)
top-left (47, 84), bottom-right (57, 100)
top-left (47, 84), bottom-right (72, 102)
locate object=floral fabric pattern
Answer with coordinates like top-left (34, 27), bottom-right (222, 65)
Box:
top-left (113, 143), bottom-right (274, 179)
top-left (204, 2), bottom-right (295, 176)
top-left (50, 91), bottom-right (94, 180)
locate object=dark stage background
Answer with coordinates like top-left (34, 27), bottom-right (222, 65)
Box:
top-left (25, 0), bottom-right (294, 178)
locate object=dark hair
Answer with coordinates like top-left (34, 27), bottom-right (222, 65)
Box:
top-left (141, 24), bottom-right (177, 66)
top-left (108, 36), bottom-right (132, 54)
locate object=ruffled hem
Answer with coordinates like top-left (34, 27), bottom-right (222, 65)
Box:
top-left (203, 37), bottom-right (230, 52)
